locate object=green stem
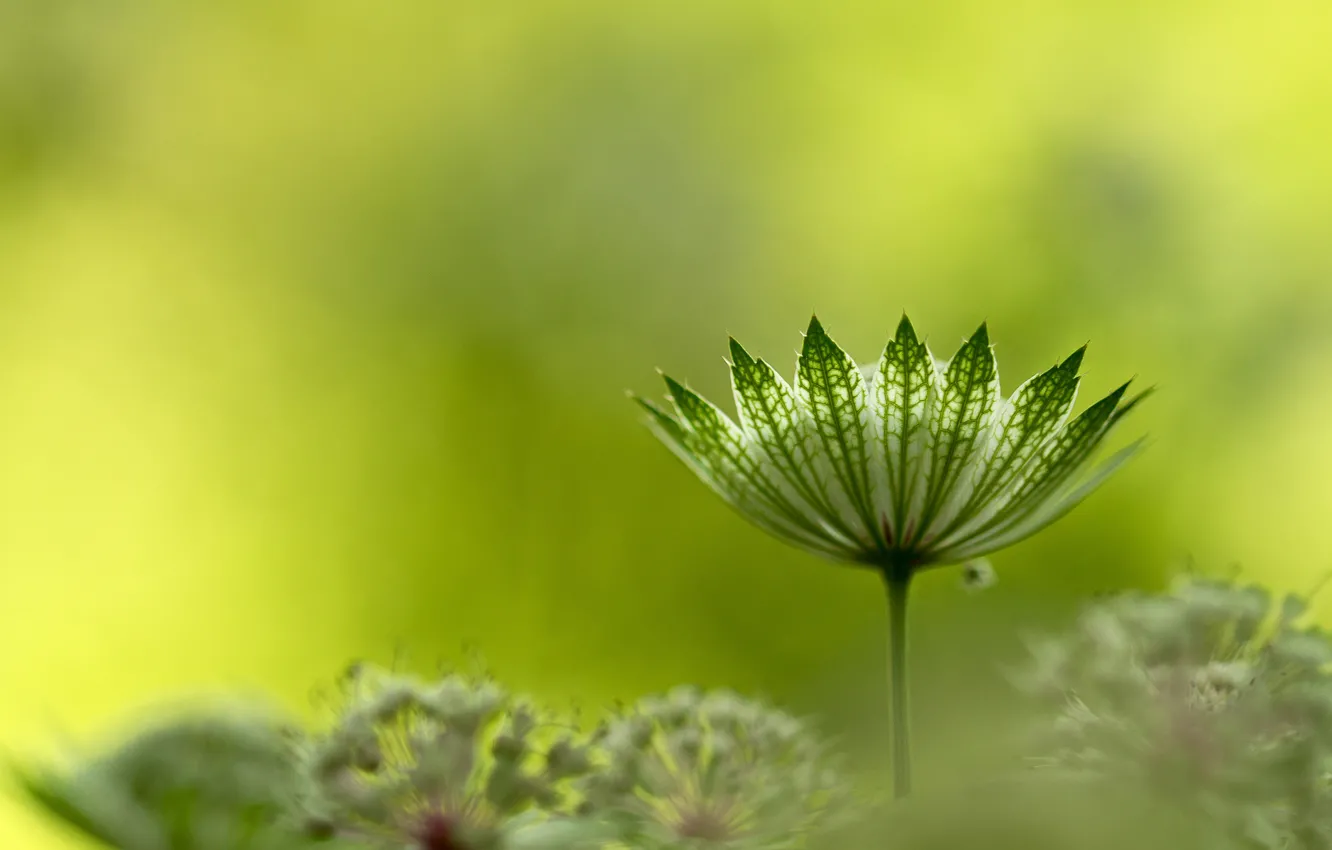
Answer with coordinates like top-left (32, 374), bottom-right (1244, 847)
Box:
top-left (884, 566), bottom-right (913, 799)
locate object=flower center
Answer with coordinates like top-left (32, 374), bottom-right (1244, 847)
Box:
top-left (415, 810), bottom-right (464, 850)
top-left (675, 807), bottom-right (736, 843)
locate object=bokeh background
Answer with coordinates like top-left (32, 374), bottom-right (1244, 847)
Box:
top-left (3, 1), bottom-right (1332, 845)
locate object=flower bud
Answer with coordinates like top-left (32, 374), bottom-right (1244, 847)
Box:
top-left (367, 680), bottom-right (420, 722)
top-left (960, 558), bottom-right (996, 592)
top-left (304, 815), bottom-right (338, 840)
top-left (544, 738), bottom-right (590, 780)
top-left (508, 704), bottom-right (538, 738)
top-left (491, 733), bottom-right (526, 762)
top-left (667, 727), bottom-right (702, 762)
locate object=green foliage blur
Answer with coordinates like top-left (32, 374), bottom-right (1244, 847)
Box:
top-left (3, 2), bottom-right (1332, 847)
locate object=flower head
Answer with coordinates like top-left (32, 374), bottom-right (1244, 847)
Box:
top-left (14, 705), bottom-right (307, 850)
top-left (634, 315), bottom-right (1149, 572)
top-left (294, 664), bottom-right (597, 850)
top-left (1014, 574), bottom-right (1332, 847)
top-left (575, 686), bottom-right (853, 850)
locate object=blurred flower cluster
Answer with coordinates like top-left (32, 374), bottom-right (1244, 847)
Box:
top-left (291, 663), bottom-right (601, 850)
top-left (16, 665), bottom-right (854, 850)
top-left (14, 706), bottom-right (312, 850)
top-left (575, 686), bottom-right (853, 850)
top-left (1014, 574), bottom-right (1332, 849)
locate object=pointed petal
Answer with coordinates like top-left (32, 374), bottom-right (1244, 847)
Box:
top-left (914, 323), bottom-right (1000, 544)
top-left (1056, 344), bottom-right (1087, 375)
top-left (940, 346), bottom-right (1085, 537)
top-left (655, 376), bottom-right (851, 558)
top-left (795, 317), bottom-right (880, 544)
top-left (1111, 385), bottom-right (1156, 426)
top-left (1000, 379), bottom-right (1133, 513)
top-left (871, 315), bottom-right (938, 544)
top-left (633, 395), bottom-right (712, 480)
top-left (728, 339), bottom-right (861, 543)
top-left (939, 379), bottom-right (1145, 557)
top-left (939, 437), bottom-right (1146, 562)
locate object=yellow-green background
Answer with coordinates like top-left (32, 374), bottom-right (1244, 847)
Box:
top-left (3, 1), bottom-right (1331, 845)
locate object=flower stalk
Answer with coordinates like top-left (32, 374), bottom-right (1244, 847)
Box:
top-left (884, 563), bottom-right (913, 799)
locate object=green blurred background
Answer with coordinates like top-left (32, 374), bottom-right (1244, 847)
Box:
top-left (3, 1), bottom-right (1332, 845)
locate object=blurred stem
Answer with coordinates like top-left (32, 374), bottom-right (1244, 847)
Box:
top-left (884, 564), bottom-right (912, 799)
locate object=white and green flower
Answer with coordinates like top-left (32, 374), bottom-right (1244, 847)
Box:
top-left (1014, 575), bottom-right (1332, 849)
top-left (634, 315), bottom-right (1150, 574)
top-left (575, 686), bottom-right (853, 850)
top-left (635, 315), bottom-right (1151, 798)
top-left (293, 664), bottom-right (599, 850)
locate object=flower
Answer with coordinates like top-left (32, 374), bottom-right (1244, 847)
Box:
top-left (633, 315), bottom-right (1150, 573)
top-left (633, 314), bottom-right (1150, 799)
top-left (14, 705), bottom-right (308, 850)
top-left (293, 664), bottom-right (599, 850)
top-left (1013, 574), bottom-right (1332, 848)
top-left (575, 686), bottom-right (853, 850)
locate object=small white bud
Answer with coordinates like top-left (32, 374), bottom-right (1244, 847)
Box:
top-left (960, 558), bottom-right (996, 592)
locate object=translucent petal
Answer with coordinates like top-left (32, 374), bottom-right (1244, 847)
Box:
top-left (653, 378), bottom-right (851, 557)
top-left (914, 323), bottom-right (1000, 546)
top-left (795, 317), bottom-right (881, 547)
top-left (935, 381), bottom-right (1148, 561)
top-left (728, 339), bottom-right (862, 545)
top-left (870, 315), bottom-right (938, 545)
top-left (938, 437), bottom-right (1146, 563)
top-left (935, 346), bottom-right (1084, 541)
